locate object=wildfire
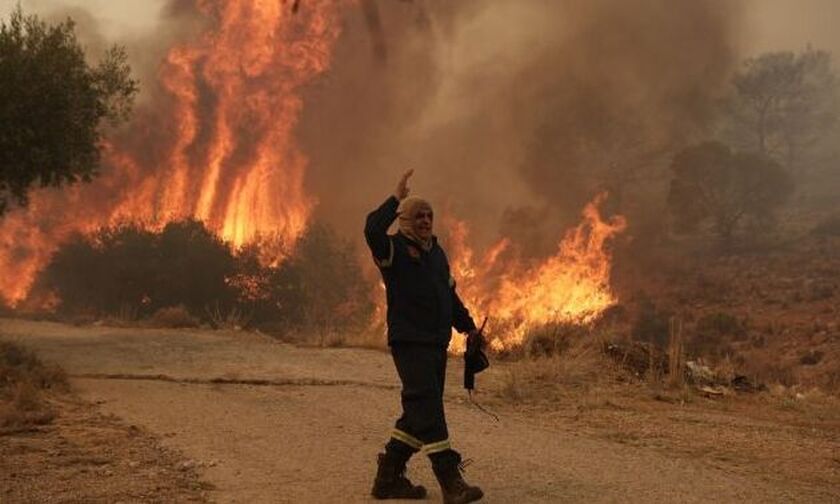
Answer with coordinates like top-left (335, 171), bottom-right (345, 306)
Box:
top-left (0, 0), bottom-right (345, 305)
top-left (0, 2), bottom-right (627, 356)
top-left (446, 194), bottom-right (627, 352)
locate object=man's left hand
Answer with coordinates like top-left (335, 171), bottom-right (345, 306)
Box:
top-left (467, 328), bottom-right (485, 350)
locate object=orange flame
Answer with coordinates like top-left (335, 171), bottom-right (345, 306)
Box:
top-left (445, 194), bottom-right (627, 352)
top-left (0, 0), bottom-right (346, 305)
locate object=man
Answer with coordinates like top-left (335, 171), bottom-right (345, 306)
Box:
top-left (365, 169), bottom-right (484, 504)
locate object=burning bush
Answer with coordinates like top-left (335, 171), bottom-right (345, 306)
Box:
top-left (36, 219), bottom-right (374, 338)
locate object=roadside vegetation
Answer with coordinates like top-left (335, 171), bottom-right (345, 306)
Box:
top-left (482, 321), bottom-right (840, 493)
top-left (0, 340), bottom-right (68, 432)
top-left (24, 219), bottom-right (376, 344)
top-left (0, 6), bottom-right (137, 216)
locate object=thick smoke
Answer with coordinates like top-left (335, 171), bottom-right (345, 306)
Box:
top-left (16, 0), bottom-right (748, 236)
top-left (1, 0), bottom-right (747, 306)
top-left (300, 0), bottom-right (746, 254)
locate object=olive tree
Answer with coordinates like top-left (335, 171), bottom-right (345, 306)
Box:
top-left (0, 6), bottom-right (138, 215)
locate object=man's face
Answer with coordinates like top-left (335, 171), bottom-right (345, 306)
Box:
top-left (412, 205), bottom-right (434, 240)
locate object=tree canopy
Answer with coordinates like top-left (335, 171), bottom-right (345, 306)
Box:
top-left (0, 6), bottom-right (138, 215)
top-left (725, 48), bottom-right (837, 172)
top-left (668, 141), bottom-right (794, 242)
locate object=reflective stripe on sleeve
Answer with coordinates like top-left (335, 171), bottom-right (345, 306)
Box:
top-left (377, 238), bottom-right (395, 268)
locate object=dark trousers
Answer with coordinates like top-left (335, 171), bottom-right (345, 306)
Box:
top-left (385, 343), bottom-right (452, 461)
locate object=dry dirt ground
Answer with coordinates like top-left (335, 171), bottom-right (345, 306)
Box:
top-left (1, 392), bottom-right (211, 503)
top-left (1, 318), bottom-right (838, 503)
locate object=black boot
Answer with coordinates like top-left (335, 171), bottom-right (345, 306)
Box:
top-left (371, 452), bottom-right (427, 500)
top-left (431, 451), bottom-right (483, 504)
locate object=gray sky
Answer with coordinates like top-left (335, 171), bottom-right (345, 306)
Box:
top-left (741, 0), bottom-right (840, 56)
top-left (0, 0), bottom-right (165, 39)
top-left (2, 0), bottom-right (840, 58)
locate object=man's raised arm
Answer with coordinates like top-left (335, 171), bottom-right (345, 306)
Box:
top-left (364, 169), bottom-right (413, 266)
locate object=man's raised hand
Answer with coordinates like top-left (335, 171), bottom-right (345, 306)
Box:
top-left (394, 169), bottom-right (414, 201)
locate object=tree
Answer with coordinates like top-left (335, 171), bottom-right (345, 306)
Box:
top-left (39, 221), bottom-right (238, 318)
top-left (37, 218), bottom-right (374, 332)
top-left (0, 6), bottom-right (138, 215)
top-left (725, 48), bottom-right (837, 173)
top-left (155, 220), bottom-right (239, 314)
top-left (289, 223), bottom-right (375, 333)
top-left (668, 141), bottom-right (794, 242)
top-left (39, 224), bottom-right (159, 316)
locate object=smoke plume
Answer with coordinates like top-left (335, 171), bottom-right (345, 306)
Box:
top-left (0, 0), bottom-right (747, 305)
top-left (300, 0), bottom-right (746, 252)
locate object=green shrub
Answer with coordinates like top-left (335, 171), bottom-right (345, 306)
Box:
top-left (37, 219), bottom-right (375, 337)
top-left (39, 220), bottom-right (238, 320)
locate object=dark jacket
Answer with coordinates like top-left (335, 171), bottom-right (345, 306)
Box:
top-left (365, 196), bottom-right (476, 347)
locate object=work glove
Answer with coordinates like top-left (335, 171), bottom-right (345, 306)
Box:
top-left (464, 328), bottom-right (489, 390)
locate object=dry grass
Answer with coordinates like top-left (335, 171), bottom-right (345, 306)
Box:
top-left (280, 325), bottom-right (388, 351)
top-left (205, 304), bottom-right (252, 331)
top-left (740, 352), bottom-right (798, 387)
top-left (496, 330), bottom-right (621, 402)
top-left (667, 317), bottom-right (686, 388)
top-left (0, 340), bottom-right (68, 390)
top-left (93, 303), bottom-right (141, 328)
top-left (0, 381), bottom-right (56, 429)
top-left (337, 329), bottom-right (387, 350)
top-left (149, 305), bottom-right (200, 329)
top-left (485, 325), bottom-right (840, 494)
top-left (316, 328), bottom-right (346, 348)
top-left (0, 340), bottom-right (68, 432)
top-left (761, 383), bottom-right (840, 416)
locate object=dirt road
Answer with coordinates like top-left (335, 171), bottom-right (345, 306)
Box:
top-left (2, 318), bottom-right (836, 503)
